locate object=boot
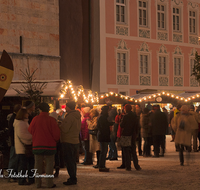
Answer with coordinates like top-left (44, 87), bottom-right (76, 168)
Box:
top-left (54, 167), bottom-right (59, 178)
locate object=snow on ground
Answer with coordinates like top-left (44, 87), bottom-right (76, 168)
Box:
top-left (1, 135), bottom-right (200, 190)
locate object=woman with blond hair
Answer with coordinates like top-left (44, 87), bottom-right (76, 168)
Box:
top-left (87, 109), bottom-right (100, 168)
top-left (13, 108), bottom-right (34, 185)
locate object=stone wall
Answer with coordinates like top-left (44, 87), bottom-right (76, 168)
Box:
top-left (0, 0), bottom-right (60, 80)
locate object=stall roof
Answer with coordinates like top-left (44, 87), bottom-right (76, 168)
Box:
top-left (176, 92), bottom-right (200, 99)
top-left (130, 91), bottom-right (200, 102)
top-left (5, 80), bottom-right (65, 97)
top-left (130, 94), bottom-right (154, 100)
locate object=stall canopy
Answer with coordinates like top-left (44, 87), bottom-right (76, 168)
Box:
top-left (131, 91), bottom-right (200, 103)
top-left (5, 80), bottom-right (65, 97)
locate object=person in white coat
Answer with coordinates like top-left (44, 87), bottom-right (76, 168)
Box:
top-left (13, 108), bottom-right (34, 185)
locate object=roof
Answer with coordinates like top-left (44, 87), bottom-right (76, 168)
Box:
top-left (5, 80), bottom-right (65, 97)
top-left (130, 91), bottom-right (200, 103)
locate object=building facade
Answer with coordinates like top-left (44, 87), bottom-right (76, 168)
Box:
top-left (0, 0), bottom-right (60, 80)
top-left (96, 0), bottom-right (200, 96)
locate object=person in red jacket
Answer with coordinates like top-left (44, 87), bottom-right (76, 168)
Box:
top-left (28, 103), bottom-right (60, 188)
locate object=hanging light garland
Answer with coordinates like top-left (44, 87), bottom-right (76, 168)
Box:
top-left (132, 91), bottom-right (200, 103)
top-left (59, 80), bottom-right (99, 104)
top-left (60, 80), bottom-right (200, 104)
top-left (59, 80), bottom-right (77, 102)
top-left (99, 92), bottom-right (134, 103)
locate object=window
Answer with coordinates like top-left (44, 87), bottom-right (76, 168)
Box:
top-left (116, 0), bottom-right (126, 23)
top-left (140, 55), bottom-right (149, 74)
top-left (159, 56), bottom-right (166, 75)
top-left (139, 0), bottom-right (147, 27)
top-left (173, 7), bottom-right (180, 32)
top-left (189, 10), bottom-right (196, 34)
top-left (117, 52), bottom-right (126, 73)
top-left (157, 4), bottom-right (165, 29)
top-left (174, 57), bottom-right (181, 76)
top-left (190, 59), bottom-right (195, 75)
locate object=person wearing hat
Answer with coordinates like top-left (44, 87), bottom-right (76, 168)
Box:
top-left (23, 100), bottom-right (35, 124)
top-left (59, 101), bottom-right (81, 185)
top-left (28, 102), bottom-right (60, 188)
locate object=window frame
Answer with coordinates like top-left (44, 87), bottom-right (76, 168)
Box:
top-left (174, 57), bottom-right (182, 76)
top-left (172, 6), bottom-right (181, 32)
top-left (139, 0), bottom-right (148, 27)
top-left (140, 54), bottom-right (150, 75)
top-left (159, 56), bottom-right (167, 75)
top-left (189, 10), bottom-right (197, 35)
top-left (157, 4), bottom-right (166, 30)
top-left (116, 0), bottom-right (127, 24)
top-left (117, 52), bottom-right (128, 74)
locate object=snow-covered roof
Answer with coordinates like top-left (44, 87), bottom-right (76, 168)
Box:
top-left (5, 80), bottom-right (65, 97)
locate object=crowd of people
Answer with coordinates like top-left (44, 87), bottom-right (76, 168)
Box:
top-left (6, 100), bottom-right (200, 187)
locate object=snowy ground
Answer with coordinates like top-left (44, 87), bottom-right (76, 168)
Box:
top-left (1, 135), bottom-right (200, 190)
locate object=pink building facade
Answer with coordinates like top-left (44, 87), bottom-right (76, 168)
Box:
top-left (99, 0), bottom-right (200, 96)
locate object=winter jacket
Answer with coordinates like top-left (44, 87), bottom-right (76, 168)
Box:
top-left (87, 116), bottom-right (100, 153)
top-left (116, 113), bottom-right (125, 138)
top-left (151, 110), bottom-right (168, 136)
top-left (28, 112), bottom-right (60, 155)
top-left (14, 119), bottom-right (32, 155)
top-left (173, 113), bottom-right (195, 146)
top-left (140, 113), bottom-right (151, 138)
top-left (97, 113), bottom-right (114, 142)
top-left (120, 111), bottom-right (138, 140)
top-left (80, 113), bottom-right (90, 141)
top-left (28, 113), bottom-right (35, 124)
top-left (108, 108), bottom-right (117, 122)
top-left (60, 110), bottom-right (81, 144)
top-left (174, 109), bottom-right (180, 118)
top-left (189, 110), bottom-right (200, 130)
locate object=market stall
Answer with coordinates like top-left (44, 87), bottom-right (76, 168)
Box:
top-left (131, 91), bottom-right (200, 111)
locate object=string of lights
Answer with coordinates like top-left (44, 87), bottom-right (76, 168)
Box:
top-left (59, 80), bottom-right (99, 104)
top-left (59, 80), bottom-right (200, 104)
